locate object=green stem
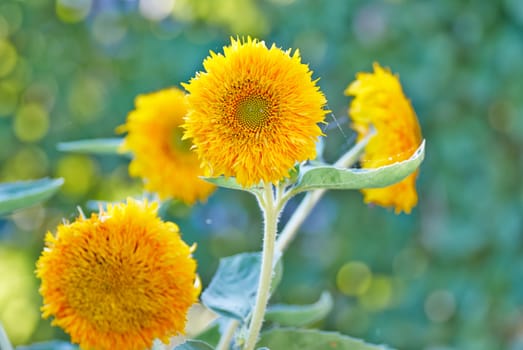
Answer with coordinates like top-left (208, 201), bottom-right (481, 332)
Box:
top-left (244, 182), bottom-right (279, 350)
top-left (0, 323), bottom-right (13, 350)
top-left (275, 129), bottom-right (375, 254)
top-left (216, 319), bottom-right (239, 350)
top-left (217, 130), bottom-right (375, 349)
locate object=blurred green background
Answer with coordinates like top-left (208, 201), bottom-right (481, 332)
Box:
top-left (1, 0), bottom-right (523, 349)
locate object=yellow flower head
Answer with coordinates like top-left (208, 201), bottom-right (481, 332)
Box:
top-left (118, 88), bottom-right (215, 204)
top-left (36, 198), bottom-right (200, 350)
top-left (345, 63), bottom-right (423, 214)
top-left (183, 37), bottom-right (328, 187)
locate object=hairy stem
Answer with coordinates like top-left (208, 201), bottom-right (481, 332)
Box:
top-left (216, 319), bottom-right (239, 350)
top-left (244, 183), bottom-right (279, 350)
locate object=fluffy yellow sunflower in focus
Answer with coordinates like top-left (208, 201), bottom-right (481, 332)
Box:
top-left (345, 63), bottom-right (423, 214)
top-left (36, 198), bottom-right (200, 350)
top-left (183, 37), bottom-right (328, 187)
top-left (118, 88), bottom-right (215, 204)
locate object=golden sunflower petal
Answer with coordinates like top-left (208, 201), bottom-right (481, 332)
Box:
top-left (35, 198), bottom-right (200, 350)
top-left (345, 63), bottom-right (423, 214)
top-left (183, 37), bottom-right (328, 187)
top-left (118, 88), bottom-right (215, 204)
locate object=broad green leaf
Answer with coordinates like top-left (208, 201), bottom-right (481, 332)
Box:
top-left (201, 252), bottom-right (282, 323)
top-left (0, 178), bottom-right (64, 215)
top-left (173, 340), bottom-right (214, 350)
top-left (258, 329), bottom-right (394, 350)
top-left (265, 291), bottom-right (333, 327)
top-left (15, 341), bottom-right (78, 350)
top-left (57, 138), bottom-right (124, 155)
top-left (292, 140), bottom-right (425, 194)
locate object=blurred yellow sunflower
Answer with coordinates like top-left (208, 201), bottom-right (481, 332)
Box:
top-left (183, 37), bottom-right (328, 187)
top-left (345, 63), bottom-right (423, 214)
top-left (118, 88), bottom-right (215, 204)
top-left (36, 198), bottom-right (200, 350)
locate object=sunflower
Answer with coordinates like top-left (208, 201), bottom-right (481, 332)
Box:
top-left (36, 198), bottom-right (200, 350)
top-left (183, 37), bottom-right (328, 188)
top-left (118, 88), bottom-right (215, 204)
top-left (345, 63), bottom-right (423, 214)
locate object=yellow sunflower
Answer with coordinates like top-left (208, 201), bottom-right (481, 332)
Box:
top-left (36, 198), bottom-right (200, 350)
top-left (118, 88), bottom-right (215, 204)
top-left (345, 63), bottom-right (423, 214)
top-left (183, 37), bottom-right (328, 188)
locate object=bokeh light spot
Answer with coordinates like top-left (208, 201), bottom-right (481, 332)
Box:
top-left (24, 79), bottom-right (58, 110)
top-left (9, 57), bottom-right (32, 87)
top-left (0, 247), bottom-right (38, 345)
top-left (55, 154), bottom-right (97, 197)
top-left (139, 0), bottom-right (175, 21)
top-left (359, 275), bottom-right (393, 311)
top-left (92, 12), bottom-right (127, 46)
top-left (0, 3), bottom-right (23, 35)
top-left (13, 103), bottom-right (49, 142)
top-left (334, 304), bottom-right (371, 337)
top-left (55, 0), bottom-right (92, 23)
top-left (68, 75), bottom-right (106, 123)
top-left (2, 298), bottom-right (39, 345)
top-left (424, 290), bottom-right (456, 323)
top-left (12, 205), bottom-right (46, 231)
top-left (171, 0), bottom-right (196, 21)
top-left (172, 0), bottom-right (269, 36)
top-left (336, 261), bottom-right (372, 296)
top-left (0, 81), bottom-right (19, 117)
top-left (0, 40), bottom-right (18, 78)
top-left (9, 146), bottom-right (49, 179)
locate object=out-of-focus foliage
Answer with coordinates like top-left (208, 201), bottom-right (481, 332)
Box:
top-left (0, 0), bottom-right (522, 349)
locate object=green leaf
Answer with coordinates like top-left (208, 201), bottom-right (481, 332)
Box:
top-left (15, 341), bottom-right (78, 350)
top-left (201, 252), bottom-right (282, 323)
top-left (195, 322), bottom-right (221, 347)
top-left (265, 291), bottom-right (333, 327)
top-left (173, 340), bottom-right (214, 350)
top-left (292, 140), bottom-right (425, 194)
top-left (258, 329), bottom-right (394, 350)
top-left (57, 138), bottom-right (124, 155)
top-left (201, 176), bottom-right (259, 193)
top-left (0, 178), bottom-right (64, 215)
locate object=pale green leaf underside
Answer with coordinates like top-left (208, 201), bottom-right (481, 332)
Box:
top-left (57, 138), bottom-right (124, 155)
top-left (0, 178), bottom-right (64, 215)
top-left (173, 340), bottom-right (214, 350)
top-left (258, 329), bottom-right (395, 350)
top-left (201, 252), bottom-right (282, 323)
top-left (265, 291), bottom-right (333, 327)
top-left (200, 176), bottom-right (258, 193)
top-left (293, 140), bottom-right (425, 193)
top-left (201, 252), bottom-right (261, 321)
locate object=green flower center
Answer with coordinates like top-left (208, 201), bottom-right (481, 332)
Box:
top-left (236, 96), bottom-right (271, 129)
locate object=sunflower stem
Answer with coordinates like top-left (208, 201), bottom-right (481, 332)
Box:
top-left (275, 129), bottom-right (375, 253)
top-left (244, 183), bottom-right (279, 350)
top-left (216, 319), bottom-right (239, 350)
top-left (0, 322), bottom-right (13, 350)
